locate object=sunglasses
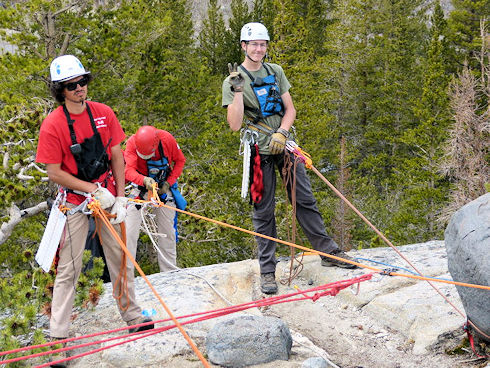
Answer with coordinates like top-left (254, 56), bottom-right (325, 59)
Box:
top-left (63, 76), bottom-right (89, 91)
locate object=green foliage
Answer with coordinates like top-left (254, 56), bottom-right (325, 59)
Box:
top-left (447, 0), bottom-right (490, 72)
top-left (199, 0), bottom-right (228, 75)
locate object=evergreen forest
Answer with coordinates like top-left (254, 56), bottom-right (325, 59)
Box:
top-left (0, 0), bottom-right (488, 358)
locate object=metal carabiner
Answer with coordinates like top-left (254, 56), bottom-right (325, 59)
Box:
top-left (239, 128), bottom-right (255, 155)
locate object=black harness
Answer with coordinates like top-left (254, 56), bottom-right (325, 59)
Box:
top-left (63, 102), bottom-right (111, 182)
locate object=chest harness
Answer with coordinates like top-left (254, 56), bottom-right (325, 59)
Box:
top-left (146, 141), bottom-right (171, 187)
top-left (63, 102), bottom-right (111, 183)
top-left (239, 63), bottom-right (284, 131)
top-left (136, 141), bottom-right (171, 199)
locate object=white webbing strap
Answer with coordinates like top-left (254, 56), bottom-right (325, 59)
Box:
top-left (239, 129), bottom-right (257, 199)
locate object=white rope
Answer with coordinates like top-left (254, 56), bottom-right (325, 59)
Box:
top-left (138, 203), bottom-right (233, 305)
top-left (139, 204), bottom-right (178, 272)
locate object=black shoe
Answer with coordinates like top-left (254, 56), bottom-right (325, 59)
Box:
top-left (260, 272), bottom-right (278, 294)
top-left (49, 338), bottom-right (67, 368)
top-left (321, 250), bottom-right (358, 269)
top-left (127, 316), bottom-right (155, 333)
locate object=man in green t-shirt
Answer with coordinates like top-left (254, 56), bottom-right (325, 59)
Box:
top-left (222, 22), bottom-right (357, 295)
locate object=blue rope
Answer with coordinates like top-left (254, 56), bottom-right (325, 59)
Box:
top-left (354, 257), bottom-right (453, 282)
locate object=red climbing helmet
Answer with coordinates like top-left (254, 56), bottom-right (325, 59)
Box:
top-left (135, 125), bottom-right (158, 159)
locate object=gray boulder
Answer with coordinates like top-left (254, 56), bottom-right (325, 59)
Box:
top-left (445, 193), bottom-right (490, 341)
top-left (206, 315), bottom-right (292, 367)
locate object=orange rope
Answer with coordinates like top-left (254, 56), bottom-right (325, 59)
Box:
top-left (289, 146), bottom-right (490, 337)
top-left (92, 211), bottom-right (130, 312)
top-left (139, 199), bottom-right (490, 291)
top-left (87, 199), bottom-right (210, 368)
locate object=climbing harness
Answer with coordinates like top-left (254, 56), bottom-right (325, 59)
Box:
top-left (239, 63), bottom-right (284, 122)
top-left (63, 103), bottom-right (111, 182)
top-left (146, 141), bottom-right (171, 191)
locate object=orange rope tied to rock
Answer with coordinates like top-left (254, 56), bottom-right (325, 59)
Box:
top-left (285, 141), bottom-right (490, 339)
top-left (87, 197), bottom-right (210, 368)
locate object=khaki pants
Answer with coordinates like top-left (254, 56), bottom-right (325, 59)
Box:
top-left (125, 200), bottom-right (177, 272)
top-left (50, 205), bottom-right (142, 338)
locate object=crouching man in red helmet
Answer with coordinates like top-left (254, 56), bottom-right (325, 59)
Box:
top-left (124, 125), bottom-right (186, 272)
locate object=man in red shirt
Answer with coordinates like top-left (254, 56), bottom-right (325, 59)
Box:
top-left (36, 55), bottom-right (153, 364)
top-left (125, 125), bottom-right (186, 272)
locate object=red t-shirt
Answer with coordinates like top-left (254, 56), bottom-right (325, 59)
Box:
top-left (36, 101), bottom-right (125, 204)
top-left (124, 129), bottom-right (186, 186)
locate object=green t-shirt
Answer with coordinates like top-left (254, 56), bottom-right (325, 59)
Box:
top-left (222, 62), bottom-right (291, 154)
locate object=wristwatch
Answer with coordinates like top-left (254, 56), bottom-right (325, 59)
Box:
top-left (276, 128), bottom-right (290, 138)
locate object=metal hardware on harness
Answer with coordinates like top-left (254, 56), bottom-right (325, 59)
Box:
top-left (380, 268), bottom-right (398, 276)
top-left (239, 128), bottom-right (258, 155)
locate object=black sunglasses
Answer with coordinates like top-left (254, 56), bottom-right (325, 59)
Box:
top-left (63, 75), bottom-right (89, 91)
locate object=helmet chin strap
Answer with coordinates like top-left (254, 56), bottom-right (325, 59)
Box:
top-left (245, 51), bottom-right (265, 63)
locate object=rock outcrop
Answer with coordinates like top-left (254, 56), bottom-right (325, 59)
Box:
top-left (445, 193), bottom-right (490, 341)
top-left (60, 241), bottom-right (473, 367)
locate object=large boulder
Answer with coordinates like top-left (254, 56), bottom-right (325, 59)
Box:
top-left (206, 315), bottom-right (292, 367)
top-left (445, 193), bottom-right (490, 341)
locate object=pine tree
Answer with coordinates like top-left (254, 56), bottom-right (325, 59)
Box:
top-left (223, 0), bottom-right (252, 65)
top-left (391, 2), bottom-right (452, 243)
top-left (447, 0), bottom-right (490, 72)
top-left (198, 0), bottom-right (228, 75)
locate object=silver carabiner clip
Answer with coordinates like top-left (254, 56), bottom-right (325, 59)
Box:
top-left (239, 128), bottom-right (254, 155)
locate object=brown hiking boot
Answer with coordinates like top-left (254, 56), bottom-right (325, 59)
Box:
top-left (127, 316), bottom-right (155, 333)
top-left (321, 250), bottom-right (358, 269)
top-left (260, 272), bottom-right (278, 294)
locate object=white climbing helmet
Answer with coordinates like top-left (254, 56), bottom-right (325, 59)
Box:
top-left (49, 55), bottom-right (90, 82)
top-left (240, 22), bottom-right (270, 42)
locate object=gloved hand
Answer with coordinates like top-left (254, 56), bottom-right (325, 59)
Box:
top-left (158, 181), bottom-right (170, 196)
top-left (92, 186), bottom-right (116, 209)
top-left (268, 129), bottom-right (289, 155)
top-left (110, 196), bottom-right (128, 224)
top-left (143, 176), bottom-right (156, 191)
top-left (227, 62), bottom-right (244, 92)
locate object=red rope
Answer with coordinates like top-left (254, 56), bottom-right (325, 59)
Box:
top-left (464, 321), bottom-right (490, 359)
top-left (0, 273), bottom-right (373, 366)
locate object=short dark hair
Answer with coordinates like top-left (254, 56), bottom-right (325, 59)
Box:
top-left (49, 74), bottom-right (93, 104)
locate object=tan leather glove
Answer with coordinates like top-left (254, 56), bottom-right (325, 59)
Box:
top-left (143, 177), bottom-right (156, 191)
top-left (158, 181), bottom-right (170, 196)
top-left (227, 62), bottom-right (245, 92)
top-left (268, 128), bottom-right (289, 155)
